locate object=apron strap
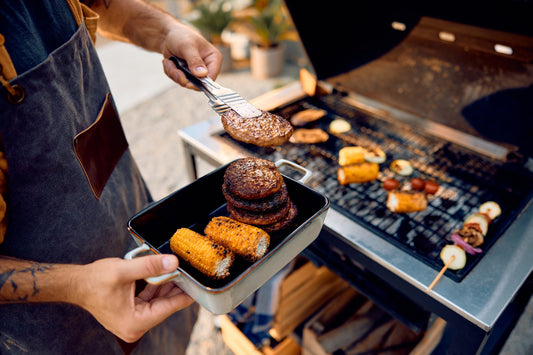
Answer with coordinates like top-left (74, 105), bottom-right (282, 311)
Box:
top-left (0, 0), bottom-right (99, 103)
top-left (65, 0), bottom-right (100, 44)
top-left (0, 34), bottom-right (16, 81)
top-left (0, 34), bottom-right (24, 103)
top-left (65, 0), bottom-right (85, 27)
top-left (81, 4), bottom-right (100, 44)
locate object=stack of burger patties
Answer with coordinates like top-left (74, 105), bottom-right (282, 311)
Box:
top-left (222, 158), bottom-right (298, 233)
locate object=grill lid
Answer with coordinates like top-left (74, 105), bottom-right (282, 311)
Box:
top-left (284, 0), bottom-right (533, 156)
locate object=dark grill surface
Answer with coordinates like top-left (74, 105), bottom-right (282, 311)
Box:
top-left (218, 95), bottom-right (533, 281)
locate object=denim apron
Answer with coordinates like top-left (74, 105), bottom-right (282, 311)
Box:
top-left (0, 5), bottom-right (197, 355)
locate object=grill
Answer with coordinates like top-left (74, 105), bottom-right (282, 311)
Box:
top-left (210, 0), bottom-right (533, 283)
top-left (179, 1), bottom-right (533, 350)
top-left (219, 92), bottom-right (533, 281)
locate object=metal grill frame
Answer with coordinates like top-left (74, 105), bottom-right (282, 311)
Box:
top-left (218, 95), bottom-right (533, 281)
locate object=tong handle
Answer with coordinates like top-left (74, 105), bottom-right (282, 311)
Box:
top-left (168, 56), bottom-right (218, 101)
top-left (169, 56), bottom-right (261, 118)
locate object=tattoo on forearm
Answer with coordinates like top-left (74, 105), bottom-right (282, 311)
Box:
top-left (0, 262), bottom-right (54, 301)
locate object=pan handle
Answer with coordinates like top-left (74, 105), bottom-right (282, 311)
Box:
top-left (124, 244), bottom-right (182, 285)
top-left (275, 159), bottom-right (312, 184)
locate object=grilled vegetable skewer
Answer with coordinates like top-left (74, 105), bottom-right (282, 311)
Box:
top-left (426, 253), bottom-right (457, 293)
top-left (479, 201), bottom-right (501, 220)
top-left (439, 245), bottom-right (467, 270)
top-left (434, 201), bottom-right (502, 283)
top-left (427, 245), bottom-right (466, 292)
top-left (453, 201), bottom-right (501, 252)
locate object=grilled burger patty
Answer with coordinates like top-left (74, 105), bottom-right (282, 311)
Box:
top-left (224, 158), bottom-right (283, 199)
top-left (227, 198), bottom-right (292, 226)
top-left (223, 157), bottom-right (298, 233)
top-left (222, 182), bottom-right (288, 212)
top-left (221, 109), bottom-right (293, 147)
top-left (261, 200), bottom-right (298, 233)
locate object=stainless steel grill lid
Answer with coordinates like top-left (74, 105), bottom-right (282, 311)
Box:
top-left (284, 0), bottom-right (533, 156)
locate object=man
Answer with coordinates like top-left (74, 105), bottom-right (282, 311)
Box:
top-left (0, 0), bottom-right (222, 353)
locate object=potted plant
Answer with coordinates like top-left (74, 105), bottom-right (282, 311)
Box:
top-left (234, 0), bottom-right (297, 78)
top-left (190, 0), bottom-right (234, 72)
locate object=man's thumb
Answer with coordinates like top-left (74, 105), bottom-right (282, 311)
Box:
top-left (124, 254), bottom-right (179, 280)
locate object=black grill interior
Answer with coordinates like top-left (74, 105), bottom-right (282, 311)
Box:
top-left (218, 95), bottom-right (533, 281)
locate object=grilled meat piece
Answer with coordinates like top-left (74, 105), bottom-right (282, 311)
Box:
top-left (204, 216), bottom-right (270, 261)
top-left (227, 198), bottom-right (292, 226)
top-left (289, 128), bottom-right (329, 144)
top-left (221, 109), bottom-right (293, 147)
top-left (222, 182), bottom-right (288, 212)
top-left (222, 157), bottom-right (299, 235)
top-left (224, 158), bottom-right (284, 199)
top-left (170, 228), bottom-right (234, 279)
top-left (290, 108), bottom-right (326, 126)
top-left (455, 224), bottom-right (484, 248)
top-left (261, 200), bottom-right (298, 233)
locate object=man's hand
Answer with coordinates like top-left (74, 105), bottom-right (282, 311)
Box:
top-left (71, 255), bottom-right (194, 343)
top-left (87, 0), bottom-right (223, 90)
top-left (161, 23), bottom-right (222, 90)
top-left (0, 254), bottom-right (193, 342)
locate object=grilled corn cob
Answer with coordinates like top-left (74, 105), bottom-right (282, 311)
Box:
top-left (170, 228), bottom-right (234, 279)
top-left (338, 146), bottom-right (366, 166)
top-left (386, 190), bottom-right (427, 213)
top-left (204, 216), bottom-right (270, 262)
top-left (337, 162), bottom-right (379, 184)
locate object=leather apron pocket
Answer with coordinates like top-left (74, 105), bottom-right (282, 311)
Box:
top-left (73, 92), bottom-right (128, 199)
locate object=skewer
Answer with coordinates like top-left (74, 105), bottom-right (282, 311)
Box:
top-left (426, 255), bottom-right (455, 293)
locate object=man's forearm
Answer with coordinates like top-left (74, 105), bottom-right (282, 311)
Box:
top-left (87, 0), bottom-right (180, 54)
top-left (0, 256), bottom-right (80, 304)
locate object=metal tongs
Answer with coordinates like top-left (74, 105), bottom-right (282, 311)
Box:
top-left (169, 56), bottom-right (262, 118)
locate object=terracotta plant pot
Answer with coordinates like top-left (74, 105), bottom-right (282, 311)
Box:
top-left (250, 42), bottom-right (285, 79)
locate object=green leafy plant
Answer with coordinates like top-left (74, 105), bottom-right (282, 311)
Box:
top-left (234, 0), bottom-right (297, 48)
top-left (190, 1), bottom-right (234, 45)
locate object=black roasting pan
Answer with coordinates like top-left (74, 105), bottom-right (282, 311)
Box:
top-left (125, 159), bottom-right (329, 314)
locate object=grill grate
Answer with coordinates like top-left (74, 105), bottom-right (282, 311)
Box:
top-left (218, 95), bottom-right (533, 281)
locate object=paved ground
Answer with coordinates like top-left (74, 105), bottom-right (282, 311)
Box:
top-left (97, 39), bottom-right (532, 355)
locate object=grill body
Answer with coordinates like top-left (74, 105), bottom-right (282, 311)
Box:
top-left (179, 0), bottom-right (533, 352)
